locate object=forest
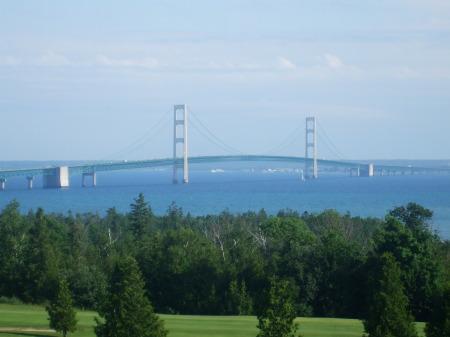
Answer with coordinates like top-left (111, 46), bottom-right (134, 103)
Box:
top-left (0, 195), bottom-right (449, 328)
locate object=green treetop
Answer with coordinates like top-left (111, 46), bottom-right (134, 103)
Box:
top-left (129, 193), bottom-right (153, 241)
top-left (363, 252), bottom-right (418, 337)
top-left (257, 276), bottom-right (302, 337)
top-left (46, 278), bottom-right (77, 337)
top-left (94, 256), bottom-right (167, 337)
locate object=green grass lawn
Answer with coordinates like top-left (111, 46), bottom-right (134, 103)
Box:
top-left (0, 304), bottom-right (425, 337)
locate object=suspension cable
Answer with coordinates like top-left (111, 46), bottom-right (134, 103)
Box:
top-left (103, 108), bottom-right (172, 160)
top-left (188, 107), bottom-right (247, 155)
top-left (317, 133), bottom-right (340, 159)
top-left (189, 119), bottom-right (245, 155)
top-left (261, 121), bottom-right (305, 156)
top-left (117, 118), bottom-right (172, 159)
top-left (317, 120), bottom-right (348, 160)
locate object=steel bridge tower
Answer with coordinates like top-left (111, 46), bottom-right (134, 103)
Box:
top-left (305, 116), bottom-right (317, 179)
top-left (173, 104), bottom-right (189, 184)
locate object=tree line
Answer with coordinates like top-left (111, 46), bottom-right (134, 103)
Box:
top-left (0, 195), bottom-right (449, 335)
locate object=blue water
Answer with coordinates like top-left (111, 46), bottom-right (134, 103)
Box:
top-left (1, 165), bottom-right (449, 238)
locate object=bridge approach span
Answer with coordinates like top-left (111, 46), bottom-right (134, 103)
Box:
top-left (0, 155), bottom-right (367, 179)
top-left (1, 155), bottom-right (449, 190)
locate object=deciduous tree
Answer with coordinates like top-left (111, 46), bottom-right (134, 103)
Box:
top-left (257, 276), bottom-right (301, 337)
top-left (374, 211), bottom-right (443, 320)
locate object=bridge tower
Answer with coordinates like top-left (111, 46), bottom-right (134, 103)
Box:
top-left (173, 104), bottom-right (189, 184)
top-left (305, 116), bottom-right (317, 179)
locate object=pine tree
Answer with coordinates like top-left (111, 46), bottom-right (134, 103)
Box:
top-left (129, 193), bottom-right (153, 241)
top-left (363, 252), bottom-right (418, 337)
top-left (94, 256), bottom-right (167, 337)
top-left (228, 279), bottom-right (253, 315)
top-left (0, 199), bottom-right (29, 298)
top-left (257, 276), bottom-right (301, 337)
top-left (23, 207), bottom-right (59, 302)
top-left (46, 278), bottom-right (77, 337)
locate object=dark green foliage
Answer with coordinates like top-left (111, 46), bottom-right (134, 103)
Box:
top-left (260, 217), bottom-right (318, 316)
top-left (67, 263), bottom-right (108, 310)
top-left (257, 276), bottom-right (301, 337)
top-left (389, 202), bottom-right (433, 231)
top-left (67, 216), bottom-right (84, 258)
top-left (46, 278), bottom-right (77, 337)
top-left (228, 279), bottom-right (253, 315)
top-left (129, 193), bottom-right (153, 241)
top-left (94, 256), bottom-right (167, 337)
top-left (161, 201), bottom-right (183, 230)
top-left (0, 200), bottom-right (30, 298)
top-left (23, 208), bottom-right (60, 303)
top-left (363, 252), bottom-right (418, 337)
top-left (313, 229), bottom-right (366, 318)
top-left (138, 227), bottom-right (223, 314)
top-left (0, 197), bottom-right (447, 321)
top-left (373, 210), bottom-right (443, 320)
top-left (425, 282), bottom-right (450, 337)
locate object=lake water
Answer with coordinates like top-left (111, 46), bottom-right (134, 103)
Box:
top-left (1, 162), bottom-right (449, 239)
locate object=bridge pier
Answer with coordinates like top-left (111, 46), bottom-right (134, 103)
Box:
top-left (359, 164), bottom-right (374, 177)
top-left (82, 172), bottom-right (96, 187)
top-left (0, 179), bottom-right (5, 191)
top-left (350, 167), bottom-right (360, 177)
top-left (43, 166), bottom-right (69, 188)
top-left (350, 164), bottom-right (373, 177)
top-left (27, 176), bottom-right (34, 190)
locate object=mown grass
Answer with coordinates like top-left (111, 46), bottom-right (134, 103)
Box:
top-left (0, 304), bottom-right (425, 337)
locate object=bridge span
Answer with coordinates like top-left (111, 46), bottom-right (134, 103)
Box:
top-left (2, 105), bottom-right (449, 190)
top-left (1, 155), bottom-right (449, 190)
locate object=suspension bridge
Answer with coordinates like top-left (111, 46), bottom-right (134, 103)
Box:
top-left (1, 104), bottom-right (449, 190)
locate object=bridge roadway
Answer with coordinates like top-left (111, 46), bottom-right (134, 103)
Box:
top-left (0, 155), bottom-right (449, 190)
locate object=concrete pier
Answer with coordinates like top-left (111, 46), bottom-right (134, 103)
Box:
top-left (359, 164), bottom-right (374, 177)
top-left (350, 164), bottom-right (374, 177)
top-left (350, 167), bottom-right (360, 177)
top-left (82, 172), bottom-right (96, 187)
top-left (0, 179), bottom-right (5, 191)
top-left (26, 176), bottom-right (34, 190)
top-left (43, 166), bottom-right (69, 188)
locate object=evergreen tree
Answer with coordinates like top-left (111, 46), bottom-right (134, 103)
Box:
top-left (363, 252), bottom-right (418, 337)
top-left (257, 276), bottom-right (301, 337)
top-left (129, 193), bottom-right (153, 241)
top-left (46, 278), bottom-right (77, 337)
top-left (0, 199), bottom-right (29, 298)
top-left (163, 201), bottom-right (183, 230)
top-left (425, 282), bottom-right (450, 337)
top-left (94, 256), bottom-right (167, 337)
top-left (228, 279), bottom-right (253, 315)
top-left (23, 207), bottom-right (59, 302)
top-left (67, 216), bottom-right (84, 259)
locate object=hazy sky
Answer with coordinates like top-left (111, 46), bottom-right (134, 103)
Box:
top-left (1, 0), bottom-right (449, 161)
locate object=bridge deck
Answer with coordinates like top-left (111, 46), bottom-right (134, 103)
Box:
top-left (1, 155), bottom-right (449, 180)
